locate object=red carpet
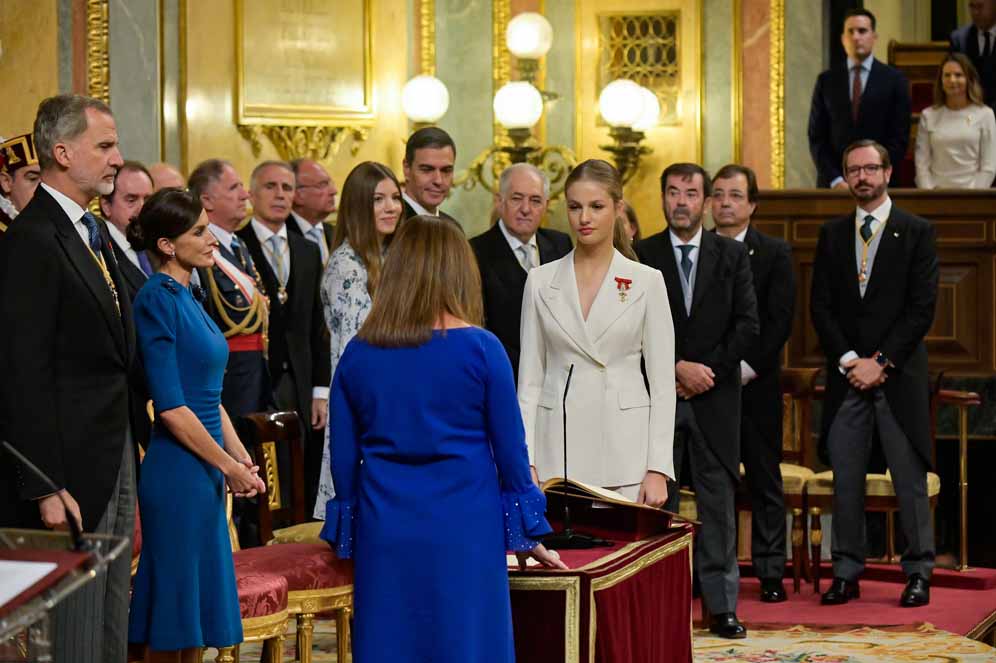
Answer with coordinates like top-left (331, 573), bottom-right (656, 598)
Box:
top-left (695, 574), bottom-right (996, 637)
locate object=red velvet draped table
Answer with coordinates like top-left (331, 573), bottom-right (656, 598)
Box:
top-left (509, 525), bottom-right (693, 663)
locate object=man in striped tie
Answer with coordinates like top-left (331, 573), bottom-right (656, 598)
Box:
top-left (0, 94), bottom-right (138, 662)
top-left (100, 160), bottom-right (155, 303)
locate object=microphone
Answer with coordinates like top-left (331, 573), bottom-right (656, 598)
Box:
top-left (542, 364), bottom-right (611, 550)
top-left (2, 441), bottom-right (92, 552)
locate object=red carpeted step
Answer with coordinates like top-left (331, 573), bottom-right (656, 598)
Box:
top-left (741, 561), bottom-right (996, 591)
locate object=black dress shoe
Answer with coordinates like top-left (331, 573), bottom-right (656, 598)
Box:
top-left (759, 578), bottom-right (787, 603)
top-left (820, 577), bottom-right (860, 605)
top-left (900, 574), bottom-right (930, 607)
top-left (709, 612), bottom-right (747, 639)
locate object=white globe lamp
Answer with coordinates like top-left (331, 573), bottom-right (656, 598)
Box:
top-left (401, 75), bottom-right (450, 125)
top-left (632, 86), bottom-right (661, 132)
top-left (598, 79), bottom-right (644, 128)
top-left (493, 82), bottom-right (544, 130)
top-left (506, 12), bottom-right (554, 60)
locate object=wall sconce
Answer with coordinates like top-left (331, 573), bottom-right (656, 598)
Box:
top-left (598, 79), bottom-right (660, 184)
top-left (401, 75), bottom-right (450, 132)
top-left (506, 12), bottom-right (555, 98)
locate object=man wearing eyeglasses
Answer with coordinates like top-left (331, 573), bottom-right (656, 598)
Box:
top-left (810, 139), bottom-right (939, 608)
top-left (287, 158), bottom-right (337, 266)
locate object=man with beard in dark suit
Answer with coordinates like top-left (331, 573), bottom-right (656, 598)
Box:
top-left (100, 161), bottom-right (155, 302)
top-left (712, 164), bottom-right (795, 604)
top-left (0, 94), bottom-right (138, 663)
top-left (951, 0), bottom-right (996, 109)
top-left (808, 9), bottom-right (910, 188)
top-left (469, 163), bottom-right (572, 381)
top-left (401, 126), bottom-right (460, 227)
top-left (635, 162), bottom-right (758, 639)
top-left (238, 160), bottom-right (330, 513)
top-left (811, 140), bottom-right (938, 608)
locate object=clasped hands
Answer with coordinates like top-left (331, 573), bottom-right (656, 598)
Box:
top-left (843, 357), bottom-right (887, 391)
top-left (225, 455), bottom-right (266, 498)
top-left (675, 360), bottom-right (714, 400)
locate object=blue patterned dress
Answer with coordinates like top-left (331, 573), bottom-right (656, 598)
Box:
top-left (320, 327), bottom-right (551, 662)
top-left (314, 241), bottom-right (371, 517)
top-left (128, 273), bottom-right (242, 650)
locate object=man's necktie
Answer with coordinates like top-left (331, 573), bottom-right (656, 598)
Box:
top-left (231, 237), bottom-right (248, 271)
top-left (307, 226), bottom-right (329, 264)
top-left (268, 235), bottom-right (288, 285)
top-left (860, 214), bottom-right (875, 242)
top-left (518, 244), bottom-right (535, 271)
top-left (137, 250), bottom-right (154, 276)
top-left (81, 212), bottom-right (103, 253)
top-left (985, 31), bottom-right (992, 59)
top-left (851, 65), bottom-right (863, 123)
top-left (678, 245), bottom-right (694, 281)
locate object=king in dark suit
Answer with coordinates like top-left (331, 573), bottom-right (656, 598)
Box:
top-left (469, 163), bottom-right (572, 381)
top-left (0, 94), bottom-right (141, 663)
top-left (239, 161), bottom-right (331, 513)
top-left (712, 164), bottom-right (796, 603)
top-left (636, 163), bottom-right (759, 639)
top-left (401, 126), bottom-right (461, 228)
top-left (808, 9), bottom-right (911, 188)
top-left (950, 1), bottom-right (996, 109)
top-left (811, 140), bottom-right (938, 608)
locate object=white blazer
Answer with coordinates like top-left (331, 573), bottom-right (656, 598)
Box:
top-left (518, 249), bottom-right (676, 488)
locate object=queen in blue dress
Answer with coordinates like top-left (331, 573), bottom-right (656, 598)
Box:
top-left (126, 188), bottom-right (266, 659)
top-left (319, 214), bottom-right (567, 662)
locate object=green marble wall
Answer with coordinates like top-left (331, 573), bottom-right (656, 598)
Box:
top-left (702, 0), bottom-right (735, 176)
top-left (109, 0), bottom-right (161, 164)
top-left (784, 0), bottom-right (825, 188)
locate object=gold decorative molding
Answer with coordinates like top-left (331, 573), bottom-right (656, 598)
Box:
top-left (732, 0), bottom-right (743, 163)
top-left (86, 0), bottom-right (110, 104)
top-left (419, 0), bottom-right (436, 76)
top-left (769, 0), bottom-right (785, 187)
top-left (237, 124), bottom-right (369, 162)
top-left (260, 441), bottom-right (281, 511)
top-left (492, 0), bottom-right (513, 173)
top-left (508, 575), bottom-right (580, 663)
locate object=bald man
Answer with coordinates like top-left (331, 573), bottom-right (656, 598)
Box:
top-left (148, 162), bottom-right (185, 191)
top-left (287, 158), bottom-right (336, 266)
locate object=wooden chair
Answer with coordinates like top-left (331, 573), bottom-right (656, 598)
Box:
top-left (234, 411), bottom-right (354, 663)
top-left (734, 367), bottom-right (819, 593)
top-left (805, 372), bottom-right (945, 592)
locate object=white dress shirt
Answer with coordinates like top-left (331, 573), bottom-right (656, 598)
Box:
top-left (838, 195), bottom-right (892, 372)
top-left (106, 222), bottom-right (142, 271)
top-left (497, 219), bottom-right (539, 271)
top-left (250, 218), bottom-right (291, 283)
top-left (40, 182), bottom-right (89, 248)
top-left (402, 191), bottom-right (436, 217)
top-left (209, 223), bottom-right (238, 255)
top-left (291, 211), bottom-right (330, 264)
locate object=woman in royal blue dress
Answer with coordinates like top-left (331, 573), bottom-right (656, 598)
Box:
top-left (320, 214), bottom-right (566, 662)
top-left (126, 188), bottom-right (266, 661)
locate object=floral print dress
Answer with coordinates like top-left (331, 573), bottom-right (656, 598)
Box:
top-left (314, 241), bottom-right (371, 518)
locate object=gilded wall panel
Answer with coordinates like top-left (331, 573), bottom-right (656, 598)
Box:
top-left (0, 1), bottom-right (60, 135)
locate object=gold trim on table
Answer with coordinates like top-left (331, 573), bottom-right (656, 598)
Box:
top-left (508, 575), bottom-right (581, 663)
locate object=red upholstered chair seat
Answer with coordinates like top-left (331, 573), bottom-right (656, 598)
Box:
top-left (235, 569), bottom-right (288, 619)
top-left (233, 543), bottom-right (353, 592)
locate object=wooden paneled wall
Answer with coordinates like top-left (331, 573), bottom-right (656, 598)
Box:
top-left (754, 190), bottom-right (996, 377)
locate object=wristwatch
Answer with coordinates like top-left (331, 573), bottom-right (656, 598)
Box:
top-left (873, 351), bottom-right (893, 368)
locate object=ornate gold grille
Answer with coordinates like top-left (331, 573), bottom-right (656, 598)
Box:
top-left (597, 12), bottom-right (680, 125)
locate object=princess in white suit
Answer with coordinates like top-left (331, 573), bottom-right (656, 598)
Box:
top-left (518, 160), bottom-right (676, 505)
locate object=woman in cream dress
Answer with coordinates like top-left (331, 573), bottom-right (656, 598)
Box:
top-left (915, 53), bottom-right (996, 189)
top-left (518, 159), bottom-right (675, 504)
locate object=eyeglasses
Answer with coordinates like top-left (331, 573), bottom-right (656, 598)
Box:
top-left (845, 164), bottom-right (884, 177)
top-left (297, 181), bottom-right (333, 191)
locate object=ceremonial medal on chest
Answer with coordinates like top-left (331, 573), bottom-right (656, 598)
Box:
top-left (276, 287), bottom-right (289, 305)
top-left (614, 276), bottom-right (633, 302)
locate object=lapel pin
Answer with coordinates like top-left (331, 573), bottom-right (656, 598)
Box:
top-left (748, 248), bottom-right (755, 256)
top-left (893, 232), bottom-right (900, 237)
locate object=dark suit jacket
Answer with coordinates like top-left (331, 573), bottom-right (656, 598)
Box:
top-left (810, 206), bottom-right (938, 466)
top-left (469, 223), bottom-right (572, 380)
top-left (739, 227), bottom-right (796, 448)
top-left (808, 58), bottom-right (911, 187)
top-left (402, 199), bottom-right (461, 230)
top-left (237, 225), bottom-right (331, 424)
top-left (109, 237), bottom-right (148, 304)
top-left (951, 24), bottom-right (996, 109)
top-left (0, 186), bottom-right (140, 530)
top-left (285, 214), bottom-right (336, 257)
top-left (635, 229), bottom-right (759, 477)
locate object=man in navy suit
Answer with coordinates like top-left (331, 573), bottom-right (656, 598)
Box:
top-left (950, 0), bottom-right (996, 109)
top-left (469, 163), bottom-right (572, 382)
top-left (808, 8), bottom-right (911, 188)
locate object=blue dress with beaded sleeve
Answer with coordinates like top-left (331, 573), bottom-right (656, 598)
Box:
top-left (127, 273), bottom-right (242, 650)
top-left (319, 326), bottom-right (551, 662)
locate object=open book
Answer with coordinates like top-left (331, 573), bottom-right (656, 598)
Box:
top-left (540, 477), bottom-right (665, 513)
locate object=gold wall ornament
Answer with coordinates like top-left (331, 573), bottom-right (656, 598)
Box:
top-left (491, 0), bottom-right (513, 176)
top-left (86, 0), bottom-right (110, 104)
top-left (769, 0), bottom-right (786, 188)
top-left (419, 0), bottom-right (436, 75)
top-left (453, 128), bottom-right (577, 198)
top-left (237, 124), bottom-right (369, 162)
top-left (732, 0), bottom-right (743, 163)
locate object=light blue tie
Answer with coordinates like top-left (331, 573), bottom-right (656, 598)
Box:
top-left (268, 235), bottom-right (287, 285)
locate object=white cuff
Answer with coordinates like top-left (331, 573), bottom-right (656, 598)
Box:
top-left (740, 360), bottom-right (758, 385)
top-left (830, 176), bottom-right (845, 188)
top-left (312, 386), bottom-right (329, 401)
top-left (838, 351), bottom-right (859, 374)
